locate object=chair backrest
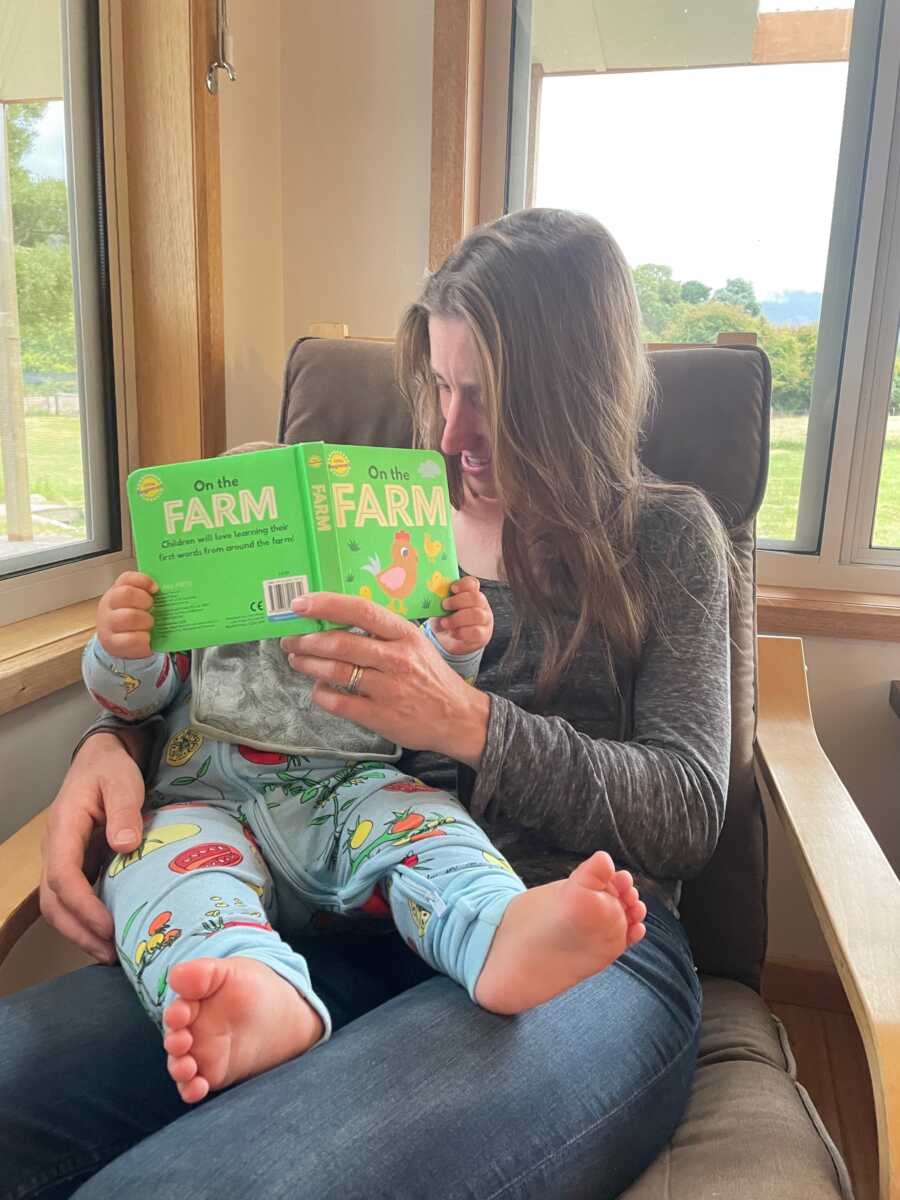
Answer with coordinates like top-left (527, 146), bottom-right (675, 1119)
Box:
top-left (279, 337), bottom-right (772, 988)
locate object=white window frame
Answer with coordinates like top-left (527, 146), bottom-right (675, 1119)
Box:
top-left (0, 0), bottom-right (137, 627)
top-left (842, 20), bottom-right (900, 570)
top-left (494, 0), bottom-right (900, 594)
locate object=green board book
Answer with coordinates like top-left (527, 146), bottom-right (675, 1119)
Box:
top-left (126, 443), bottom-right (459, 652)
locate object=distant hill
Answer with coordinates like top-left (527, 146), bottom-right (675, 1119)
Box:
top-left (760, 291), bottom-right (822, 327)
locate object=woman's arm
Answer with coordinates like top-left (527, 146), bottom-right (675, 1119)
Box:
top-left (471, 509), bottom-right (731, 881)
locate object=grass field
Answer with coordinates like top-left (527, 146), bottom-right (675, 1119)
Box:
top-left (3, 411), bottom-right (900, 548)
top-left (761, 413), bottom-right (900, 545)
top-left (0, 414), bottom-right (86, 540)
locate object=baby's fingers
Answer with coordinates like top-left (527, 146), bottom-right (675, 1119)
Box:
top-left (434, 608), bottom-right (491, 633)
top-left (113, 571), bottom-right (159, 595)
top-left (442, 590), bottom-right (489, 614)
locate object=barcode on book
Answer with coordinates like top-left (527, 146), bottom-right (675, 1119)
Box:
top-left (263, 575), bottom-right (310, 619)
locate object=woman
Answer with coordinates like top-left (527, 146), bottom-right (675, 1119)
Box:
top-left (0, 209), bottom-right (730, 1199)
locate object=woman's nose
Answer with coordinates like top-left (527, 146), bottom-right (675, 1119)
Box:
top-left (440, 394), bottom-right (470, 454)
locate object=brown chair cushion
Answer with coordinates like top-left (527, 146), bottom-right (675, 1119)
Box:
top-left (620, 979), bottom-right (852, 1199)
top-left (278, 337), bottom-right (771, 987)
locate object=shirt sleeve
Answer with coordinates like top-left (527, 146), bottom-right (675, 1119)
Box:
top-left (469, 504), bottom-right (731, 881)
top-left (421, 618), bottom-right (483, 685)
top-left (82, 635), bottom-right (190, 720)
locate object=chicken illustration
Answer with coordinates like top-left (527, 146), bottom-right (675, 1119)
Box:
top-left (423, 534), bottom-right (443, 562)
top-left (362, 531), bottom-right (419, 613)
top-left (426, 571), bottom-right (451, 600)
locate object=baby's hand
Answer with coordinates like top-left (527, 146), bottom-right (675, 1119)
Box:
top-left (96, 571), bottom-right (158, 658)
top-left (428, 576), bottom-right (493, 657)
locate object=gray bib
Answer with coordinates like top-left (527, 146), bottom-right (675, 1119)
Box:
top-left (190, 639), bottom-right (400, 761)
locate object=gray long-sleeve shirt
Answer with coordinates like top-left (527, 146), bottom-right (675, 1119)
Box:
top-left (401, 491), bottom-right (731, 912)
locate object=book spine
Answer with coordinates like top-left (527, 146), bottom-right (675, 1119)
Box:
top-left (299, 443), bottom-right (344, 603)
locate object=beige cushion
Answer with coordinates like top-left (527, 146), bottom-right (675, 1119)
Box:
top-left (621, 979), bottom-right (853, 1199)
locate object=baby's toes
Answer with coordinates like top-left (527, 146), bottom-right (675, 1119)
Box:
top-left (609, 869), bottom-right (634, 898)
top-left (163, 1027), bottom-right (193, 1057)
top-left (625, 898), bottom-right (646, 926)
top-left (164, 996), bottom-right (200, 1032)
top-left (167, 1051), bottom-right (199, 1085)
top-left (177, 1075), bottom-right (210, 1105)
top-left (626, 922), bottom-right (646, 947)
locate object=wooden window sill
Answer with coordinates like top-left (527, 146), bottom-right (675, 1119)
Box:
top-left (0, 584), bottom-right (896, 720)
top-left (0, 600), bottom-right (98, 718)
top-left (757, 585), bottom-right (900, 641)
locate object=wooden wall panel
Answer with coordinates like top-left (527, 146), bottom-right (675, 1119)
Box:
top-left (429, 0), bottom-right (485, 271)
top-left (120, 0), bottom-right (224, 467)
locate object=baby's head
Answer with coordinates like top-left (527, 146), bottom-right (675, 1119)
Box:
top-left (219, 441), bottom-right (283, 457)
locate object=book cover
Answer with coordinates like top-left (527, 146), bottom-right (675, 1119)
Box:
top-left (127, 443), bottom-right (459, 652)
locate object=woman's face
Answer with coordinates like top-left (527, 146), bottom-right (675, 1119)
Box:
top-left (429, 314), bottom-right (496, 500)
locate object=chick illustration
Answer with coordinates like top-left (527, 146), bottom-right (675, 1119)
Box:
top-left (363, 531), bottom-right (419, 613)
top-left (423, 534), bottom-right (443, 562)
top-left (426, 571), bottom-right (451, 600)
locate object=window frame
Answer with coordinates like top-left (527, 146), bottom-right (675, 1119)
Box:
top-left (468, 0), bottom-right (900, 596)
top-left (0, 0), bottom-right (225, 631)
top-left (1, 0), bottom-right (136, 624)
top-left (1, 0), bottom-right (120, 581)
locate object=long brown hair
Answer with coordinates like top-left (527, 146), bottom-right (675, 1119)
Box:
top-left (396, 208), bottom-right (727, 704)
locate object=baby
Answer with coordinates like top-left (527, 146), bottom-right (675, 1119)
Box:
top-left (85, 536), bottom-right (644, 1104)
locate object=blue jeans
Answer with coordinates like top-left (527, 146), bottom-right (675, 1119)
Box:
top-left (0, 900), bottom-right (700, 1200)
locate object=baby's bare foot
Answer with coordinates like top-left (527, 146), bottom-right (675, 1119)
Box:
top-left (474, 851), bottom-right (646, 1015)
top-left (162, 957), bottom-right (324, 1104)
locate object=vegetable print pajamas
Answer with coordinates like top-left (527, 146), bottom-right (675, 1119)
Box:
top-left (84, 637), bottom-right (526, 1042)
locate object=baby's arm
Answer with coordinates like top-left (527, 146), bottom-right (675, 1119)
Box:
top-left (423, 576), bottom-right (493, 685)
top-left (83, 571), bottom-right (188, 719)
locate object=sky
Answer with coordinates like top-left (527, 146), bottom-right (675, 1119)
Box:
top-left (21, 100), bottom-right (65, 181)
top-left (535, 60), bottom-right (850, 299)
top-left (22, 6), bottom-right (852, 301)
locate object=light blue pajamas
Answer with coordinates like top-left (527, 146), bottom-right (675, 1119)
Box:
top-left (83, 630), bottom-right (526, 1042)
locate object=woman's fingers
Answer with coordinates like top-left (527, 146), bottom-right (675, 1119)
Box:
top-left (41, 815), bottom-right (116, 960)
top-left (289, 592), bottom-right (411, 640)
top-left (286, 652), bottom-right (384, 695)
top-left (40, 883), bottom-right (117, 964)
top-left (280, 628), bottom-right (387, 667)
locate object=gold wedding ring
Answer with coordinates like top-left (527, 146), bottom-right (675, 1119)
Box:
top-left (346, 664), bottom-right (364, 695)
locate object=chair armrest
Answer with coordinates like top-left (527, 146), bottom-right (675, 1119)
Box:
top-left (755, 635), bottom-right (900, 1200)
top-left (0, 808), bottom-right (48, 967)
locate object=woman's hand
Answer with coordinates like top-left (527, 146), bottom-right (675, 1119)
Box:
top-left (40, 732), bottom-right (146, 964)
top-left (280, 593), bottom-right (491, 769)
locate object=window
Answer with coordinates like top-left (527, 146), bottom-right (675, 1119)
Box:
top-left (506, 0), bottom-right (900, 586)
top-left (0, 0), bottom-right (118, 582)
top-left (871, 328), bottom-right (900, 548)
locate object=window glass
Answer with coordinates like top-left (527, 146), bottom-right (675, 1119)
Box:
top-left (871, 327), bottom-right (900, 548)
top-left (509, 0), bottom-right (863, 550)
top-left (0, 1), bottom-right (116, 578)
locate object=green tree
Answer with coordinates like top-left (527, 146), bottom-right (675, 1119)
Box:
top-left (660, 299), bottom-right (761, 345)
top-left (760, 323), bottom-right (815, 413)
top-left (6, 103), bottom-right (76, 385)
top-left (712, 277), bottom-right (761, 317)
top-left (681, 280), bottom-right (711, 305)
top-left (631, 264), bottom-right (683, 337)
